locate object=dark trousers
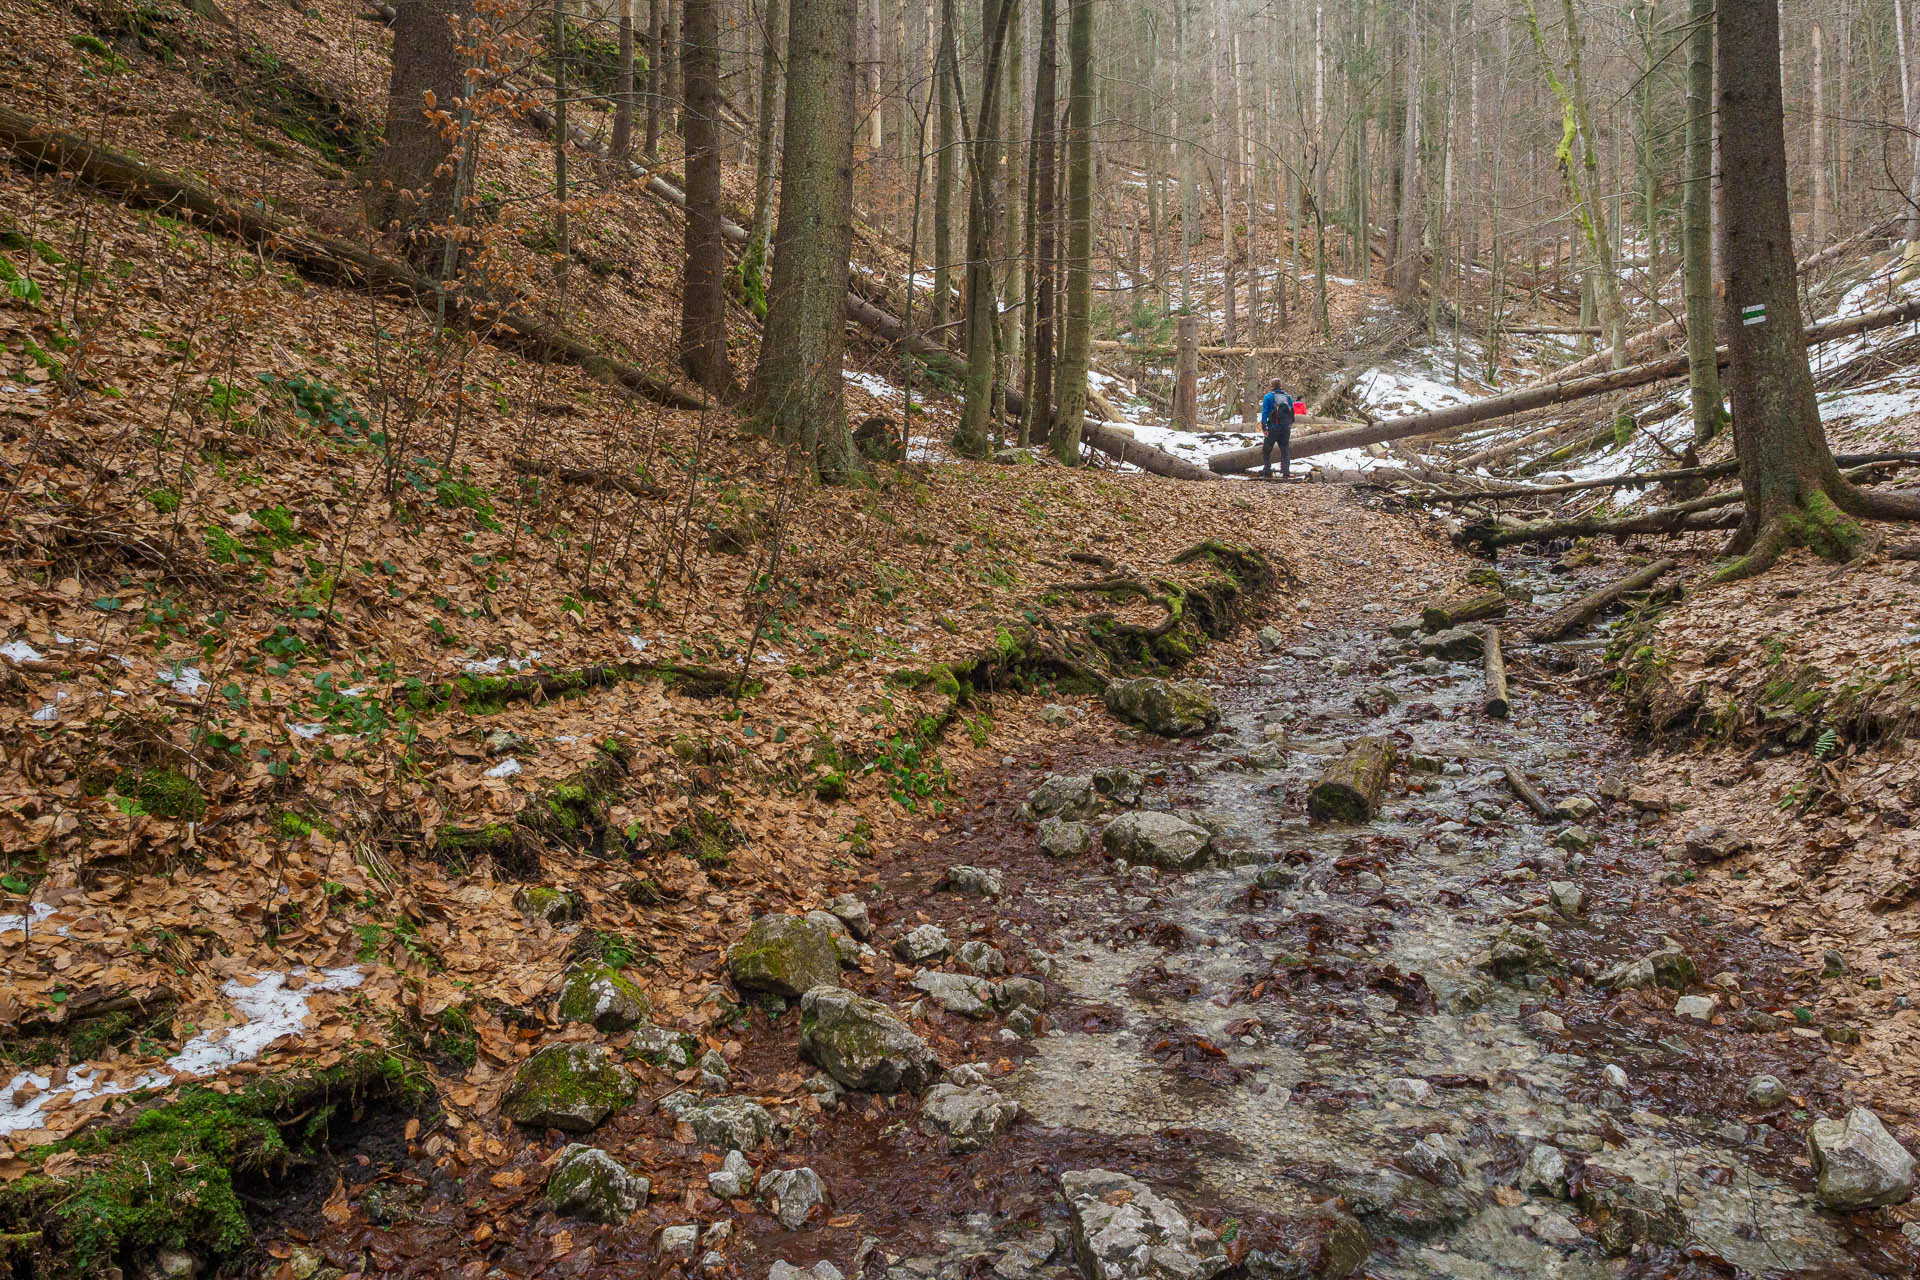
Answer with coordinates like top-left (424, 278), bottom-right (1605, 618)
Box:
top-left (1262, 425), bottom-right (1291, 478)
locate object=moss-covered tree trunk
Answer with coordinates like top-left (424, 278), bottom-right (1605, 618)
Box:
top-left (679, 0), bottom-right (732, 395)
top-left (1049, 0), bottom-right (1093, 464)
top-left (1682, 0), bottom-right (1722, 448)
top-left (1716, 0), bottom-right (1920, 577)
top-left (747, 0), bottom-right (862, 482)
top-left (366, 0), bottom-right (469, 269)
top-left (1022, 0), bottom-right (1058, 447)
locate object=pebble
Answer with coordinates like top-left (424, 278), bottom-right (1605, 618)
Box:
top-left (1745, 1074), bottom-right (1789, 1109)
top-left (1674, 995), bottom-right (1718, 1021)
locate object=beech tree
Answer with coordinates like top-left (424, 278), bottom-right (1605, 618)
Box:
top-left (1716, 0), bottom-right (1920, 577)
top-left (1048, 0), bottom-right (1092, 463)
top-left (679, 0), bottom-right (731, 394)
top-left (747, 0), bottom-right (862, 482)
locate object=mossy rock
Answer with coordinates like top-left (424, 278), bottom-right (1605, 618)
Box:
top-left (544, 1143), bottom-right (649, 1223)
top-left (515, 885), bottom-right (585, 926)
top-left (1103, 677), bottom-right (1220, 738)
top-left (112, 767), bottom-right (206, 820)
top-left (726, 914), bottom-right (841, 998)
top-left (797, 986), bottom-right (940, 1094)
top-left (501, 1042), bottom-right (636, 1132)
top-left (556, 965), bottom-right (651, 1034)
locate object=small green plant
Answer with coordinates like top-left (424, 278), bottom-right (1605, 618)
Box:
top-left (146, 488), bottom-right (180, 514)
top-left (112, 767), bottom-right (205, 820)
top-left (0, 256), bottom-right (43, 306)
top-left (1812, 726), bottom-right (1838, 759)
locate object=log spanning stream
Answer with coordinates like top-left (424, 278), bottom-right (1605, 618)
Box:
top-left (854, 557), bottom-right (1918, 1279)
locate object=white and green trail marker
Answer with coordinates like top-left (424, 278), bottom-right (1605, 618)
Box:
top-left (1741, 303), bottom-right (1767, 327)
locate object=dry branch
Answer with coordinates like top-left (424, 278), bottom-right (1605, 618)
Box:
top-left (1527, 558), bottom-right (1678, 643)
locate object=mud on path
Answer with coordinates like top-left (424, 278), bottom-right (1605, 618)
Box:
top-left (766, 555), bottom-right (1920, 1279)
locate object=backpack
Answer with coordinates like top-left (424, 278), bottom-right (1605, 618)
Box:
top-left (1262, 390), bottom-right (1295, 433)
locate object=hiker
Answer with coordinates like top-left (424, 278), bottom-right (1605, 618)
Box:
top-left (1259, 378), bottom-right (1296, 479)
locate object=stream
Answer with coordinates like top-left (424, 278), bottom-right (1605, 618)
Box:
top-left (841, 555), bottom-right (1919, 1280)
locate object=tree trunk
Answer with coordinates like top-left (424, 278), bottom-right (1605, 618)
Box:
top-left (1716, 0), bottom-right (1920, 576)
top-left (743, 0), bottom-right (784, 315)
top-left (1811, 20), bottom-right (1831, 249)
top-left (613, 0), bottom-right (636, 160)
top-left (1482, 627), bottom-right (1510, 719)
top-left (1393, 5), bottom-right (1421, 306)
top-left (645, 0), bottom-right (664, 156)
top-left (1309, 737), bottom-right (1396, 823)
top-left (679, 0), bottom-right (731, 394)
top-left (1897, 0), bottom-right (1920, 244)
top-left (1683, 0), bottom-right (1723, 448)
top-left (1528, 559), bottom-right (1677, 641)
top-left (1049, 0), bottom-right (1092, 463)
top-left (367, 0), bottom-right (468, 268)
top-left (1023, 0), bottom-right (1057, 445)
top-left (952, 0), bottom-right (1017, 457)
top-left (931, 8), bottom-right (956, 337)
top-left (749, 0), bottom-right (863, 482)
top-left (550, 0), bottom-right (570, 261)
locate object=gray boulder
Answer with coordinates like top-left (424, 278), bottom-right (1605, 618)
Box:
top-left (944, 864), bottom-right (1004, 898)
top-left (1062, 1169), bottom-right (1228, 1280)
top-left (893, 922), bottom-right (951, 963)
top-left (1038, 703), bottom-right (1075, 727)
top-left (1102, 811), bottom-right (1213, 871)
top-left (912, 969), bottom-right (996, 1019)
top-left (708, 1148), bottom-right (755, 1199)
top-left (804, 910), bottom-right (864, 965)
top-left (954, 940), bottom-right (1007, 975)
top-left (1025, 774), bottom-right (1101, 820)
top-left (1091, 765), bottom-right (1146, 807)
top-left (556, 964), bottom-right (652, 1033)
top-left (545, 1143), bottom-right (648, 1223)
top-left (761, 1166), bottom-right (827, 1229)
top-left (1104, 678), bottom-right (1221, 738)
top-left (1256, 625), bottom-right (1287, 652)
top-left (1417, 628), bottom-right (1484, 661)
top-left (798, 986), bottom-right (941, 1093)
top-left (919, 1082), bottom-right (1020, 1152)
top-left (1521, 1144), bottom-right (1569, 1198)
top-left (999, 975), bottom-right (1050, 1010)
top-left (503, 1043), bottom-right (637, 1132)
top-left (1576, 1175), bottom-right (1687, 1256)
top-left (1597, 947), bottom-right (1696, 992)
top-left (658, 1092), bottom-right (773, 1150)
top-left (1685, 824), bottom-right (1752, 863)
top-left (727, 914), bottom-right (842, 998)
top-left (826, 893), bottom-right (872, 940)
top-left (1807, 1107), bottom-right (1916, 1210)
top-left (1038, 818), bottom-right (1095, 859)
top-left (1745, 1074), bottom-right (1789, 1109)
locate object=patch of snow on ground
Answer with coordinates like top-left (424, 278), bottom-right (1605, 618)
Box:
top-left (484, 757), bottom-right (522, 779)
top-left (461, 650), bottom-right (542, 675)
top-left (0, 902), bottom-right (58, 936)
top-left (158, 664), bottom-right (206, 696)
top-left (845, 370), bottom-right (904, 401)
top-left (0, 967), bottom-right (365, 1136)
top-left (1, 640), bottom-right (44, 664)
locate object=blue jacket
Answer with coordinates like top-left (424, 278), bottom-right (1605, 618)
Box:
top-left (1261, 390), bottom-right (1295, 435)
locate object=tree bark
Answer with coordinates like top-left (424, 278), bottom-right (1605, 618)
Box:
top-left (748, 0), bottom-right (863, 482)
top-left (1483, 627), bottom-right (1510, 719)
top-left (613, 0), bottom-right (636, 160)
top-left (1049, 0), bottom-right (1092, 463)
top-left (367, 0), bottom-right (468, 268)
top-left (1309, 737), bottom-right (1397, 823)
top-left (743, 0), bottom-right (783, 317)
top-left (931, 6), bottom-right (956, 338)
top-left (1421, 591), bottom-right (1506, 633)
top-left (1023, 0), bottom-right (1058, 446)
top-left (1683, 0), bottom-right (1723, 448)
top-left (678, 0), bottom-right (730, 394)
top-left (645, 0), bottom-right (664, 155)
top-left (952, 0), bottom-right (1018, 457)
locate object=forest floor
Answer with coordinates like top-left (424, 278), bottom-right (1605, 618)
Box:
top-left (4, 0), bottom-right (1920, 1275)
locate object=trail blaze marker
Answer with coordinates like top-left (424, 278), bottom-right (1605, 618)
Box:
top-left (1741, 303), bottom-right (1767, 327)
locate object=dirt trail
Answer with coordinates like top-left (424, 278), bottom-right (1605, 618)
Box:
top-left (815, 556), bottom-right (1920, 1278)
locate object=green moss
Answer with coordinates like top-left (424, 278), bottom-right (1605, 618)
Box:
top-left (145, 488), bottom-right (179, 514)
top-left (68, 33), bottom-right (113, 57)
top-left (271, 810), bottom-right (332, 840)
top-left (112, 767), bottom-right (205, 820)
top-left (0, 1054), bottom-right (426, 1273)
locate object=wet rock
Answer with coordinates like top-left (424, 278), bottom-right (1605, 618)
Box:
top-left (1602, 1064), bottom-right (1629, 1090)
top-left (1061, 1169), bottom-right (1228, 1280)
top-left (1338, 1167), bottom-right (1479, 1238)
top-left (805, 910), bottom-right (866, 966)
top-left (515, 886), bottom-right (585, 925)
top-left (762, 1166), bottom-right (827, 1229)
top-left (1386, 1077), bottom-right (1435, 1106)
top-left (1026, 774), bottom-right (1102, 820)
top-left (1416, 628), bottom-right (1484, 661)
top-left (1245, 1208), bottom-right (1370, 1278)
top-left (1522, 1143), bottom-right (1570, 1198)
top-left (503, 1042), bottom-right (637, 1132)
top-left (556, 963), bottom-right (652, 1033)
top-left (1555, 794), bottom-right (1599, 821)
top-left (827, 893), bottom-right (872, 940)
top-left (659, 1224), bottom-right (699, 1257)
top-left (1553, 825), bottom-right (1595, 852)
top-left (1038, 817), bottom-right (1095, 859)
top-left (708, 1148), bottom-right (755, 1198)
top-left (1547, 880), bottom-right (1584, 918)
top-left (545, 1143), bottom-right (648, 1223)
top-left (769, 1264), bottom-right (843, 1280)
top-left (1745, 1074), bottom-right (1789, 1109)
top-left (1039, 703), bottom-right (1076, 727)
top-left (1257, 625), bottom-right (1288, 652)
top-left (728, 914), bottom-right (842, 998)
top-left (1404, 1135), bottom-right (1464, 1186)
top-left (798, 985), bottom-right (941, 1093)
top-left (1092, 764), bottom-right (1147, 807)
top-left (1684, 825), bottom-right (1752, 863)
top-left (919, 1081), bottom-right (1020, 1152)
top-left (1674, 994), bottom-right (1717, 1021)
top-left (1352, 871), bottom-right (1384, 895)
top-left (1104, 677), bottom-right (1221, 738)
top-left (631, 1025), bottom-right (697, 1070)
top-left (1255, 864), bottom-right (1297, 892)
top-left (955, 940), bottom-right (1008, 975)
top-left (1386, 614), bottom-right (1423, 639)
top-left (1626, 786), bottom-right (1672, 813)
top-left (804, 1072), bottom-right (844, 1109)
top-left (1806, 1107), bottom-right (1917, 1209)
top-left (1597, 947), bottom-right (1696, 992)
top-left (1102, 810), bottom-right (1213, 871)
top-left (659, 1092), bottom-right (773, 1149)
top-left (998, 976), bottom-right (1050, 1009)
top-left (1576, 1173), bottom-right (1687, 1256)
top-left (894, 923), bottom-right (951, 963)
top-left (1481, 926), bottom-right (1556, 980)
top-left (944, 864), bottom-right (1004, 898)
top-left (912, 969), bottom-right (996, 1018)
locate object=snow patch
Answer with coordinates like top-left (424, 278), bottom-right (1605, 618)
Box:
top-left (484, 757), bottom-right (522, 779)
top-left (158, 664), bottom-right (206, 696)
top-left (1, 640), bottom-right (44, 664)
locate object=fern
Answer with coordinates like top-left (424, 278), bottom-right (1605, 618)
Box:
top-left (1812, 727), bottom-right (1838, 760)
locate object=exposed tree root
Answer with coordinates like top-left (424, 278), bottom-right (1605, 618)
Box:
top-left (509, 455), bottom-right (667, 499)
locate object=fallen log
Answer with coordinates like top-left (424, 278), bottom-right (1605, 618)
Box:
top-left (1207, 298), bottom-right (1920, 475)
top-left (1308, 736), bottom-right (1397, 823)
top-left (0, 105), bottom-right (711, 413)
top-left (1503, 766), bottom-right (1557, 820)
top-left (1893, 542), bottom-right (1920, 561)
top-left (511, 456), bottom-right (666, 498)
top-left (1527, 558), bottom-right (1678, 643)
top-left (1504, 325), bottom-right (1604, 336)
top-left (1421, 451), bottom-right (1920, 504)
top-left (1483, 628), bottom-right (1510, 719)
top-left (1421, 590), bottom-right (1508, 633)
